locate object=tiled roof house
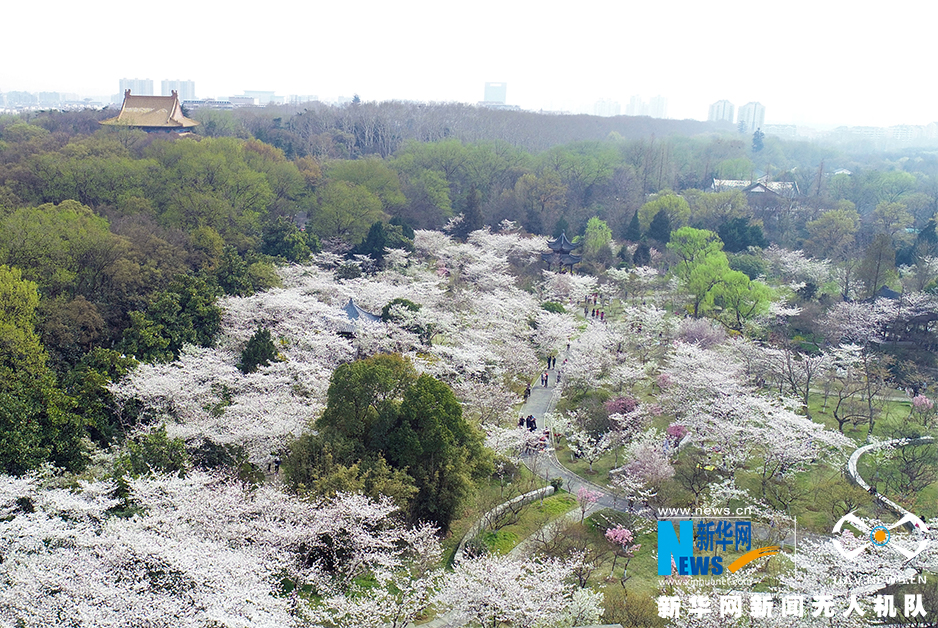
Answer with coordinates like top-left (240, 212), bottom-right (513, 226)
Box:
top-left (100, 90), bottom-right (198, 132)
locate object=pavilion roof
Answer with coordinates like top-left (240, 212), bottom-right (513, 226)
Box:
top-left (100, 90), bottom-right (198, 129)
top-left (546, 232), bottom-right (578, 253)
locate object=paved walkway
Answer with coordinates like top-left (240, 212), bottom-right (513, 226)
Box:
top-left (519, 347), bottom-right (635, 514)
top-left (846, 436), bottom-right (935, 522)
top-left (517, 343), bottom-right (811, 550)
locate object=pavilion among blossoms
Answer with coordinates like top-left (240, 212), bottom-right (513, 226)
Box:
top-left (338, 297), bottom-right (381, 337)
top-left (541, 232), bottom-right (581, 272)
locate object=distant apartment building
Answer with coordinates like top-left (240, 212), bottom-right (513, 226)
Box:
top-left (162, 79), bottom-right (196, 101)
top-left (626, 95), bottom-right (668, 119)
top-left (625, 95), bottom-right (644, 116)
top-left (484, 82), bottom-right (507, 104)
top-left (708, 100), bottom-right (734, 123)
top-left (593, 99), bottom-right (621, 117)
top-left (648, 95), bottom-right (668, 119)
top-left (737, 101), bottom-right (765, 133)
top-left (119, 78), bottom-right (153, 96)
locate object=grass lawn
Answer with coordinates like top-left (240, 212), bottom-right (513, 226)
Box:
top-left (481, 492), bottom-right (577, 554)
top-left (552, 438), bottom-right (622, 483)
top-left (441, 468), bottom-right (548, 565)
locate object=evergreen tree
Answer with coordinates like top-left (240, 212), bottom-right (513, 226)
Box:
top-left (752, 129), bottom-right (765, 152)
top-left (357, 221), bottom-right (388, 264)
top-left (261, 216), bottom-right (311, 263)
top-left (647, 209), bottom-right (672, 243)
top-left (624, 211), bottom-right (642, 242)
top-left (237, 327), bottom-right (279, 374)
top-left (632, 241), bottom-right (652, 266)
top-left (454, 187), bottom-right (484, 240)
top-left (718, 217), bottom-right (767, 253)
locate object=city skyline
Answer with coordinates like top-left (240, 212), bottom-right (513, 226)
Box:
top-left (5, 0), bottom-right (938, 128)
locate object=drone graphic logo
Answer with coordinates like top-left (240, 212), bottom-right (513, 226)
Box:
top-left (832, 512), bottom-right (929, 561)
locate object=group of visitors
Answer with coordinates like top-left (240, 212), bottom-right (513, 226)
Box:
top-left (518, 414), bottom-right (538, 431)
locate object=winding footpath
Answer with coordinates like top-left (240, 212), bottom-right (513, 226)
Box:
top-left (520, 355), bottom-right (629, 515)
top-left (845, 435), bottom-right (935, 521)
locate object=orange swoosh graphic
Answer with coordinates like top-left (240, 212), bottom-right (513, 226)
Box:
top-left (727, 546), bottom-right (780, 573)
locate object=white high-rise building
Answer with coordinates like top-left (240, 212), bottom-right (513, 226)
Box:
top-left (484, 82), bottom-right (507, 104)
top-left (648, 95), bottom-right (668, 119)
top-left (162, 79), bottom-right (196, 101)
top-left (708, 100), bottom-right (734, 123)
top-left (626, 95), bottom-right (645, 116)
top-left (737, 102), bottom-right (766, 133)
top-left (593, 99), bottom-right (621, 117)
top-left (119, 78), bottom-right (153, 95)
top-left (626, 95), bottom-right (667, 119)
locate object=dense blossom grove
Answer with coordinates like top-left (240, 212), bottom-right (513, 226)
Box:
top-left (4, 94), bottom-right (938, 628)
top-left (2, 222), bottom-right (917, 624)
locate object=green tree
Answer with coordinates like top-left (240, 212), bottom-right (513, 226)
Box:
top-left (149, 137), bottom-right (275, 247)
top-left (871, 201), bottom-right (913, 247)
top-left (583, 216), bottom-right (613, 255)
top-left (355, 221), bottom-right (414, 265)
top-left (646, 209), bottom-right (672, 243)
top-left (386, 373), bottom-right (490, 531)
top-left (684, 189), bottom-right (749, 232)
top-left (715, 270), bottom-right (772, 330)
top-left (453, 186), bottom-right (484, 240)
top-left (120, 275), bottom-right (221, 362)
top-left (0, 265), bottom-right (85, 473)
top-left (752, 129), bottom-right (765, 152)
top-left (261, 216), bottom-right (311, 262)
top-left (310, 180), bottom-right (387, 242)
top-left (0, 200), bottom-right (130, 300)
top-left (327, 157), bottom-right (407, 212)
top-left (513, 172), bottom-right (567, 235)
top-left (804, 208), bottom-right (860, 261)
top-left (238, 327), bottom-right (279, 374)
top-left (632, 242), bottom-right (651, 266)
top-left (715, 158), bottom-right (754, 180)
top-left (311, 354), bottom-right (488, 532)
top-left (717, 217), bottom-right (767, 253)
top-left (858, 234), bottom-right (897, 298)
top-left (116, 425), bottom-right (188, 478)
top-left (318, 354), bottom-right (417, 450)
top-left (667, 227), bottom-right (724, 280)
top-left (638, 193), bottom-right (690, 232)
top-left (624, 211), bottom-right (642, 242)
top-left (685, 252), bottom-right (731, 318)
top-left (63, 348), bottom-right (138, 444)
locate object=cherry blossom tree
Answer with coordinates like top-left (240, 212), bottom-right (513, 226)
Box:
top-left (605, 524), bottom-right (641, 586)
top-left (0, 470), bottom-right (448, 627)
top-left (433, 554), bottom-right (601, 628)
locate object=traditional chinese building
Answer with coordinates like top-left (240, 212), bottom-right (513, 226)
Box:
top-left (541, 232), bottom-right (581, 272)
top-left (100, 90), bottom-right (198, 133)
top-left (337, 298), bottom-right (381, 337)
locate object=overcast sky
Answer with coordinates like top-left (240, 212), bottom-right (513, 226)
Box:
top-left (5, 0), bottom-right (936, 128)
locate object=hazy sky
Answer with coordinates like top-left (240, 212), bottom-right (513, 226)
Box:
top-left (5, 0), bottom-right (936, 128)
